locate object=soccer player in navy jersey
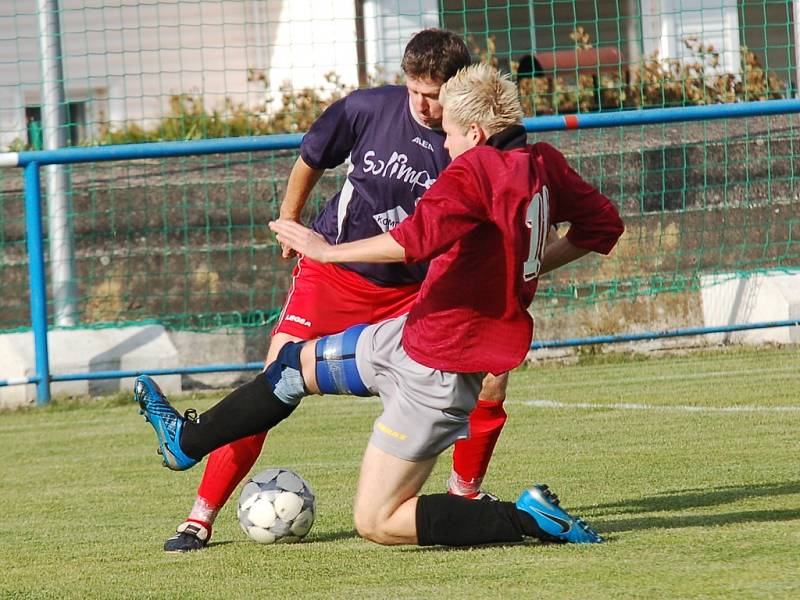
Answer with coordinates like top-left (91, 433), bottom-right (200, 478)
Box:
top-left (163, 28), bottom-right (511, 553)
top-left (136, 63), bottom-right (624, 548)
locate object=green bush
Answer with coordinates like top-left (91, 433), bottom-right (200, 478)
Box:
top-left (515, 29), bottom-right (787, 115)
top-left (96, 71), bottom-right (353, 145)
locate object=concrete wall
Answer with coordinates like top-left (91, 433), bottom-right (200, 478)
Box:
top-left (0, 325), bottom-right (181, 408)
top-left (701, 270), bottom-right (800, 344)
top-left (0, 324), bottom-right (269, 409)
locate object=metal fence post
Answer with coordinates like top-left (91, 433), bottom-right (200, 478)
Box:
top-left (37, 0), bottom-right (78, 326)
top-left (24, 162), bottom-right (51, 405)
top-left (794, 0), bottom-right (800, 97)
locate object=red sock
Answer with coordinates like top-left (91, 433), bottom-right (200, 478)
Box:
top-left (196, 431), bottom-right (268, 509)
top-left (450, 399), bottom-right (508, 495)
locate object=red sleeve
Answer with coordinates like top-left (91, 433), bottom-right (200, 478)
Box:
top-left (390, 157), bottom-right (488, 262)
top-left (538, 143), bottom-right (624, 254)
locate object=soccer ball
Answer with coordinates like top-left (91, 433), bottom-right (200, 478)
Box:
top-left (237, 468), bottom-right (316, 544)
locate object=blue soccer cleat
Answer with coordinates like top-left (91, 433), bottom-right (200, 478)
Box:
top-left (134, 375), bottom-right (198, 471)
top-left (516, 484), bottom-right (604, 544)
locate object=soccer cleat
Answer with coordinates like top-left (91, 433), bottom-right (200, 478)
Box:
top-left (515, 484), bottom-right (604, 544)
top-left (164, 521), bottom-right (210, 553)
top-left (134, 375), bottom-right (198, 471)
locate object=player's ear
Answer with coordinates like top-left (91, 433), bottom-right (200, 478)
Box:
top-left (468, 122), bottom-right (486, 147)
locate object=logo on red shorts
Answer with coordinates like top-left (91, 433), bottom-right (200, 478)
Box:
top-left (285, 314), bottom-right (312, 327)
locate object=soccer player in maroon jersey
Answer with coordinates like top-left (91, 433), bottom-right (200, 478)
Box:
top-left (137, 63), bottom-right (624, 547)
top-left (162, 28), bottom-right (479, 553)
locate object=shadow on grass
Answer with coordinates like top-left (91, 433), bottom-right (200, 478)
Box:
top-left (581, 481), bottom-right (800, 533)
top-left (302, 531), bottom-right (553, 551)
top-left (402, 539), bottom-right (552, 553)
top-left (585, 481), bottom-right (800, 515)
top-left (599, 508), bottom-right (800, 533)
top-left (197, 530), bottom-right (359, 549)
top-left (205, 540), bottom-right (236, 549)
top-left (306, 529), bottom-right (360, 543)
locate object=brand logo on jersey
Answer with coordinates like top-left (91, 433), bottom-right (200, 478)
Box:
top-left (411, 136), bottom-right (434, 152)
top-left (362, 150), bottom-right (436, 191)
top-left (284, 314), bottom-right (312, 328)
top-left (372, 205), bottom-right (410, 232)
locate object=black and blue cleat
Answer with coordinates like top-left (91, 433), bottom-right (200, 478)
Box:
top-left (516, 484), bottom-right (604, 544)
top-left (134, 375), bottom-right (197, 471)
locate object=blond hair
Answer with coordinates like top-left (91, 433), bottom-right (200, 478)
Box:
top-left (439, 63), bottom-right (523, 136)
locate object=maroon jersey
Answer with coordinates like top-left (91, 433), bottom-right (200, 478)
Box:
top-left (390, 139), bottom-right (624, 374)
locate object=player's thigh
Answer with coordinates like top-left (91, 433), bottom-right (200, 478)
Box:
top-left (267, 258), bottom-right (362, 364)
top-left (479, 371), bottom-right (509, 401)
top-left (353, 442), bottom-right (436, 536)
top-left (357, 317), bottom-right (482, 459)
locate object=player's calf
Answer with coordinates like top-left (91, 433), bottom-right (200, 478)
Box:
top-left (415, 484), bottom-right (603, 546)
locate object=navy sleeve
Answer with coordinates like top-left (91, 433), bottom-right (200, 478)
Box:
top-left (299, 95), bottom-right (358, 170)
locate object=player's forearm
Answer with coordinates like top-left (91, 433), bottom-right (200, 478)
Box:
top-left (321, 233), bottom-right (406, 264)
top-left (280, 156), bottom-right (325, 220)
top-left (539, 237), bottom-right (590, 275)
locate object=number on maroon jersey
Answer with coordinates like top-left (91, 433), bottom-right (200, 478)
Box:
top-left (524, 185), bottom-right (550, 281)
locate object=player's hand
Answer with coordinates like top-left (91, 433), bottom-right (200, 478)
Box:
top-left (276, 217), bottom-right (301, 259)
top-left (269, 219), bottom-right (332, 263)
top-left (281, 240), bottom-right (297, 260)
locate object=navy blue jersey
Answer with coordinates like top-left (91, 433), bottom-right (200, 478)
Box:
top-left (300, 85), bottom-right (451, 286)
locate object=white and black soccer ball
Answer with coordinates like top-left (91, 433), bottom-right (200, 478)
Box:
top-left (237, 468), bottom-right (316, 544)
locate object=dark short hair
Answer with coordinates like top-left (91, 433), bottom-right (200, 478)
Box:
top-left (401, 28), bottom-right (471, 83)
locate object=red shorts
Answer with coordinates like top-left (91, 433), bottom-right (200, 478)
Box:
top-left (272, 256), bottom-right (420, 339)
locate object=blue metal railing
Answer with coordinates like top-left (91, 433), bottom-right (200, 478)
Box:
top-left (2, 99), bottom-right (800, 404)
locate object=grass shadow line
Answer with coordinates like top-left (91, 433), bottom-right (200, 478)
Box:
top-left (581, 481), bottom-right (800, 515)
top-left (598, 507), bottom-right (800, 533)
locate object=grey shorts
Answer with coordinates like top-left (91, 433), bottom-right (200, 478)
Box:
top-left (355, 315), bottom-right (484, 461)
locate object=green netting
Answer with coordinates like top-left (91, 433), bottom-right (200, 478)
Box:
top-left (0, 1), bottom-right (798, 340)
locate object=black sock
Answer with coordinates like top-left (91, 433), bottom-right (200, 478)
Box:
top-left (416, 494), bottom-right (550, 546)
top-left (179, 372), bottom-right (297, 460)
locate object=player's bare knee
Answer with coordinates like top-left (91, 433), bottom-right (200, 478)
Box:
top-left (478, 372), bottom-right (509, 401)
top-left (353, 510), bottom-right (379, 542)
top-left (353, 515), bottom-right (393, 545)
top-left (352, 502), bottom-right (394, 544)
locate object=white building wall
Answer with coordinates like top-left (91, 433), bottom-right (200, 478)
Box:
top-left (1, 0), bottom-right (266, 147)
top-left (263, 0), bottom-right (359, 95)
top-left (641, 0), bottom-right (740, 74)
top-left (363, 0), bottom-right (439, 81)
top-left (0, 0), bottom-right (370, 147)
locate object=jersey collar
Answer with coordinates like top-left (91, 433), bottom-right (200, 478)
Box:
top-left (485, 125), bottom-right (527, 151)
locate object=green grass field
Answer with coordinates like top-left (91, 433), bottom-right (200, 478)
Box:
top-left (1, 345), bottom-right (799, 599)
